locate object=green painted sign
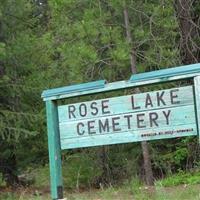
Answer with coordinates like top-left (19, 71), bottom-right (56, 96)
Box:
top-left (58, 86), bottom-right (197, 149)
top-left (41, 63), bottom-right (200, 200)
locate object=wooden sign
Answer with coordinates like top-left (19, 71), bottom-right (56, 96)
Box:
top-left (58, 86), bottom-right (197, 149)
top-left (41, 63), bottom-right (200, 200)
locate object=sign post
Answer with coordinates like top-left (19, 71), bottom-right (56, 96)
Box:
top-left (46, 100), bottom-right (63, 200)
top-left (42, 63), bottom-right (200, 200)
top-left (194, 76), bottom-right (200, 141)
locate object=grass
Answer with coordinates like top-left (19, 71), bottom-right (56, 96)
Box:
top-left (1, 169), bottom-right (200, 199)
top-left (1, 181), bottom-right (200, 200)
top-left (156, 171), bottom-right (200, 186)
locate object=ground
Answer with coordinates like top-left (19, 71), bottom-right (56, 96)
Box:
top-left (1, 184), bottom-right (200, 200)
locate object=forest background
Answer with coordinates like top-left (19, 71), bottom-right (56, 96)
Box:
top-left (0, 0), bottom-right (200, 196)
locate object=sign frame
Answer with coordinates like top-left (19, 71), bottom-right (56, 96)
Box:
top-left (42, 63), bottom-right (200, 200)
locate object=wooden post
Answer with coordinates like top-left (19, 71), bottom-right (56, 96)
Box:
top-left (46, 100), bottom-right (63, 200)
top-left (194, 76), bottom-right (200, 141)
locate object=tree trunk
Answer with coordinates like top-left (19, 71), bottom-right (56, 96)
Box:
top-left (123, 6), bottom-right (154, 185)
top-left (97, 146), bottom-right (111, 187)
top-left (141, 141), bottom-right (154, 185)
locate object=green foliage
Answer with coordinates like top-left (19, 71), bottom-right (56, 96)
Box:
top-left (156, 171), bottom-right (200, 187)
top-left (21, 145), bottom-right (141, 189)
top-left (0, 42), bottom-right (5, 58)
top-left (0, 193), bottom-right (16, 200)
top-left (151, 137), bottom-right (199, 176)
top-left (27, 165), bottom-right (49, 188)
top-left (0, 172), bottom-right (6, 186)
top-left (63, 153), bottom-right (101, 189)
top-left (0, 192), bottom-right (47, 200)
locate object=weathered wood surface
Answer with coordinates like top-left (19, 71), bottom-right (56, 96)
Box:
top-left (58, 86), bottom-right (197, 149)
top-left (46, 101), bottom-right (63, 199)
top-left (42, 63), bottom-right (200, 101)
top-left (129, 63), bottom-right (200, 82)
top-left (194, 76), bottom-right (200, 141)
top-left (42, 80), bottom-right (106, 99)
top-left (58, 86), bottom-right (193, 122)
